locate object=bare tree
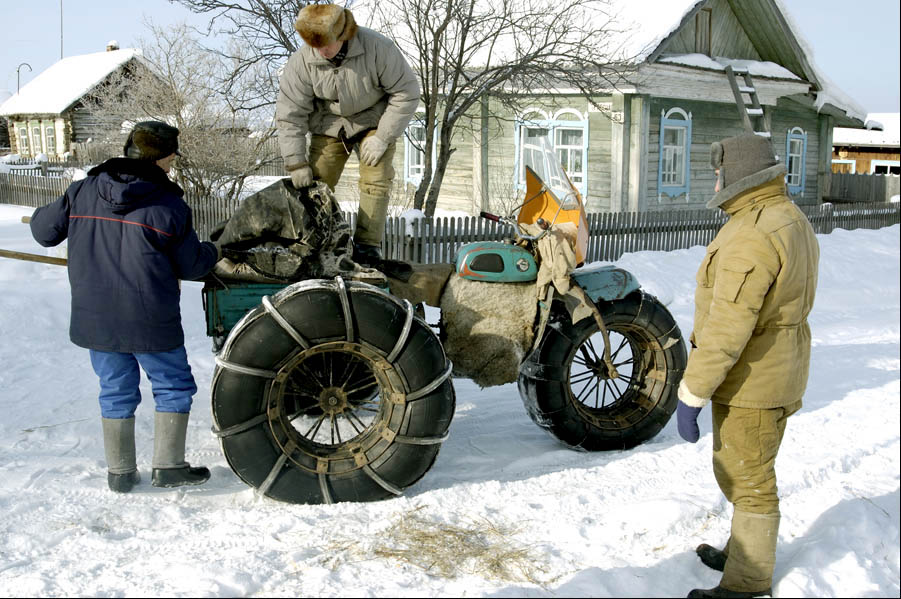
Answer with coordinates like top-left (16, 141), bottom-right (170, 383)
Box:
top-left (83, 22), bottom-right (280, 203)
top-left (372, 0), bottom-right (638, 216)
top-left (172, 0), bottom-right (637, 215)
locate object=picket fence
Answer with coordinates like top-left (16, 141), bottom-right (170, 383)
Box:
top-left (2, 171), bottom-right (899, 264)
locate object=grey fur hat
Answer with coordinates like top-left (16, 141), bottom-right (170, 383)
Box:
top-left (708, 133), bottom-right (785, 209)
top-left (295, 4), bottom-right (358, 48)
top-left (123, 121), bottom-right (180, 161)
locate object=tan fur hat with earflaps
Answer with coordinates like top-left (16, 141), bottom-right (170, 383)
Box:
top-left (295, 4), bottom-right (358, 48)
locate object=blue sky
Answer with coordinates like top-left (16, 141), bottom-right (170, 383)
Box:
top-left (1, 0), bottom-right (899, 114)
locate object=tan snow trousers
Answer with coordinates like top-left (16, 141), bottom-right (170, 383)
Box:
top-left (711, 400), bottom-right (801, 592)
top-left (309, 132), bottom-right (396, 248)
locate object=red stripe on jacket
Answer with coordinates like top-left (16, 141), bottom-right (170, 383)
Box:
top-left (70, 215), bottom-right (173, 237)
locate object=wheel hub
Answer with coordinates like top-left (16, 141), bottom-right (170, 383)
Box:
top-left (318, 387), bottom-right (349, 415)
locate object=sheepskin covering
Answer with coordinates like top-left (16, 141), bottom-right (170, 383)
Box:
top-left (439, 275), bottom-right (538, 388)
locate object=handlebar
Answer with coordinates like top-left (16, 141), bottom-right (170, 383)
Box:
top-left (478, 211), bottom-right (548, 242)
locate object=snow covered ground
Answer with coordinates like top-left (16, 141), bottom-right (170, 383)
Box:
top-left (0, 203), bottom-right (898, 597)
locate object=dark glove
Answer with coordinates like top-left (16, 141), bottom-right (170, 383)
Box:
top-left (676, 401), bottom-right (702, 443)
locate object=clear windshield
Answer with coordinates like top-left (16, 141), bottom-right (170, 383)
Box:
top-left (521, 135), bottom-right (581, 210)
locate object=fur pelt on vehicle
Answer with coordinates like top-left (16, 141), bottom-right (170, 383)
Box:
top-left (439, 275), bottom-right (538, 388)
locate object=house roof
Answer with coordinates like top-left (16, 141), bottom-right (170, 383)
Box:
top-left (615, 0), bottom-right (867, 126)
top-left (833, 113), bottom-right (901, 148)
top-left (0, 49), bottom-right (143, 117)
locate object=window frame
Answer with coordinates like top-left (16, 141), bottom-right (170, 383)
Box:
top-left (785, 127), bottom-right (807, 195)
top-left (831, 159), bottom-right (856, 174)
top-left (31, 126), bottom-right (43, 154)
top-left (18, 127), bottom-right (29, 153)
top-left (45, 125), bottom-right (56, 154)
top-left (657, 107), bottom-right (692, 200)
top-left (513, 109), bottom-right (589, 196)
top-left (403, 115), bottom-right (435, 186)
top-left (870, 159), bottom-right (900, 175)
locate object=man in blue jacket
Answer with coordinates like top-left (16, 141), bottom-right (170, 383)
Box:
top-left (30, 121), bottom-right (220, 493)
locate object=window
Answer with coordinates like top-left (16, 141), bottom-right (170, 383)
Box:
top-left (403, 115), bottom-right (434, 185)
top-left (658, 107), bottom-right (692, 200)
top-left (831, 159), bottom-right (855, 174)
top-left (31, 126), bottom-right (43, 154)
top-left (785, 127), bottom-right (807, 195)
top-left (18, 128), bottom-right (29, 153)
top-left (514, 109), bottom-right (588, 195)
top-left (870, 160), bottom-right (900, 175)
top-left (45, 126), bottom-right (56, 154)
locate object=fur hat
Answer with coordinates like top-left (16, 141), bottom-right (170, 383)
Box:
top-left (294, 4), bottom-right (358, 48)
top-left (123, 121), bottom-right (180, 162)
top-left (708, 133), bottom-right (785, 209)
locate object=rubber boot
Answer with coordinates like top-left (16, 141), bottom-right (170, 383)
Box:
top-left (689, 510), bottom-right (778, 598)
top-left (151, 412), bottom-right (210, 488)
top-left (102, 417), bottom-right (140, 493)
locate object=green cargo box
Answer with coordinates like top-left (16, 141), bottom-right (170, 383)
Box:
top-left (202, 281), bottom-right (287, 343)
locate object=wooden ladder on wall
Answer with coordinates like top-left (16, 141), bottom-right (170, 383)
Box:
top-left (725, 65), bottom-right (770, 138)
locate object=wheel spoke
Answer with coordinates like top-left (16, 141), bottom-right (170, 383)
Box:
top-left (287, 404), bottom-right (322, 421)
top-left (570, 371), bottom-right (597, 385)
top-left (304, 413), bottom-right (327, 439)
top-left (296, 362), bottom-right (328, 390)
top-left (576, 377), bottom-right (600, 403)
top-left (609, 336), bottom-right (629, 361)
top-left (343, 411), bottom-right (365, 434)
top-left (357, 406), bottom-right (380, 413)
top-left (343, 377), bottom-right (378, 396)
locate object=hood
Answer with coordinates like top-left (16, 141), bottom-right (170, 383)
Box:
top-left (87, 158), bottom-right (182, 215)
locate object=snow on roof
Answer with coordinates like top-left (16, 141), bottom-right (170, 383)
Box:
top-left (0, 48), bottom-right (142, 117)
top-left (657, 54), bottom-right (802, 80)
top-left (770, 0), bottom-right (867, 124)
top-left (833, 113), bottom-right (900, 147)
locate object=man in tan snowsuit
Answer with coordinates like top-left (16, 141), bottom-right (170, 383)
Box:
top-left (676, 133), bottom-right (819, 598)
top-left (276, 3), bottom-right (420, 264)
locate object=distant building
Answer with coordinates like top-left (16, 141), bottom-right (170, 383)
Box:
top-left (832, 113), bottom-right (900, 175)
top-left (0, 45), bottom-right (147, 159)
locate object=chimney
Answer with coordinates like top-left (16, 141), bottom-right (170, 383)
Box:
top-left (106, 40), bottom-right (120, 52)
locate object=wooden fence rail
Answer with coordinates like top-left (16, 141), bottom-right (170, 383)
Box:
top-left (3, 172), bottom-right (899, 264)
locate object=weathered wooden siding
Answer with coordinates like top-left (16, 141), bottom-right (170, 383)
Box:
top-left (770, 98), bottom-right (822, 205)
top-left (662, 0), bottom-right (761, 60)
top-left (645, 96), bottom-right (824, 210)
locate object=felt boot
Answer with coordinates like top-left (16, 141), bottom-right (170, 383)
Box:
top-left (102, 417), bottom-right (140, 493)
top-left (151, 412), bottom-right (210, 488)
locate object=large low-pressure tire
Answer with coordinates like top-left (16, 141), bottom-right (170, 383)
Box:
top-left (210, 277), bottom-right (455, 504)
top-left (518, 290), bottom-right (686, 451)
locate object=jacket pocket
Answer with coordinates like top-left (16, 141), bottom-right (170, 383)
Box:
top-left (715, 259), bottom-right (755, 303)
top-left (696, 248), bottom-right (718, 288)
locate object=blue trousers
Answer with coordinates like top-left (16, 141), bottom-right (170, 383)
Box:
top-left (89, 347), bottom-right (197, 419)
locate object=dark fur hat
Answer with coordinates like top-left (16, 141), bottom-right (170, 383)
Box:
top-left (295, 4), bottom-right (358, 48)
top-left (123, 121), bottom-right (180, 162)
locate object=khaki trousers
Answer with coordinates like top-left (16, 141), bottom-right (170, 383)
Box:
top-left (309, 131), bottom-right (396, 248)
top-left (712, 400), bottom-right (801, 592)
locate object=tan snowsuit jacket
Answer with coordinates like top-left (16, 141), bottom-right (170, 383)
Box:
top-left (275, 26), bottom-right (420, 169)
top-left (680, 177), bottom-right (820, 409)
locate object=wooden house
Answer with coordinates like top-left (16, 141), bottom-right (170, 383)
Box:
top-left (363, 0), bottom-right (869, 215)
top-left (832, 113), bottom-right (900, 175)
top-left (0, 45), bottom-right (147, 160)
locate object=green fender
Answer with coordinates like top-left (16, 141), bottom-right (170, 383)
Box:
top-left (571, 265), bottom-right (640, 302)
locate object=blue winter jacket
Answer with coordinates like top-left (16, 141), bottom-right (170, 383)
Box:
top-left (30, 158), bottom-right (219, 352)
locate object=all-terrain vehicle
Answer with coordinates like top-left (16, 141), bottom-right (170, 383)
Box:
top-left (202, 142), bottom-right (687, 504)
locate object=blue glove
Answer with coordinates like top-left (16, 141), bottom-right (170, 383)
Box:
top-left (676, 401), bottom-right (702, 443)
